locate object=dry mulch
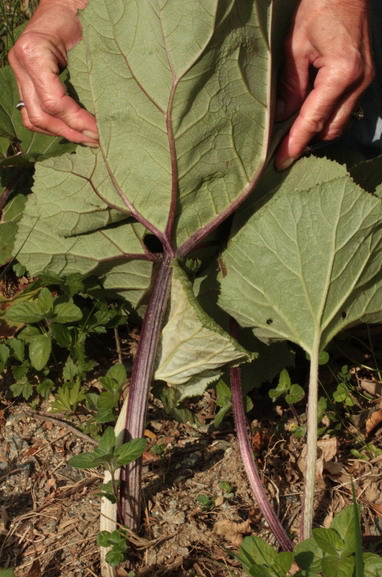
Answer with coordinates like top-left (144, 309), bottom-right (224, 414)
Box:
top-left (0, 379), bottom-right (381, 577)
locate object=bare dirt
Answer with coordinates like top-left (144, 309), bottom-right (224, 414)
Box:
top-left (1, 372), bottom-right (382, 577)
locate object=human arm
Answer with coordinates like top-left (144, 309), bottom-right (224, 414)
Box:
top-left (8, 0), bottom-right (99, 145)
top-left (275, 0), bottom-right (374, 171)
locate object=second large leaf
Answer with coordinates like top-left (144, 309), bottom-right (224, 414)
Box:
top-left (218, 157), bottom-right (382, 355)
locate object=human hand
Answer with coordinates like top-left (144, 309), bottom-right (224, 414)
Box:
top-left (8, 0), bottom-right (99, 146)
top-left (275, 0), bottom-right (374, 171)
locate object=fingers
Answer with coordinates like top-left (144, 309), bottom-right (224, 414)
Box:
top-left (275, 58), bottom-right (372, 170)
top-left (274, 0), bottom-right (374, 171)
top-left (8, 29), bottom-right (99, 146)
top-left (18, 76), bottom-right (99, 145)
top-left (275, 35), bottom-right (311, 123)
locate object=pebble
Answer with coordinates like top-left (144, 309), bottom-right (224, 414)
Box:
top-left (162, 509), bottom-right (185, 525)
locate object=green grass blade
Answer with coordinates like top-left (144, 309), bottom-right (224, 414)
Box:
top-left (352, 480), bottom-right (364, 577)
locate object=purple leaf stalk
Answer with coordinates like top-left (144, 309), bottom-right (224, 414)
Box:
top-left (120, 256), bottom-right (172, 530)
top-left (230, 320), bottom-right (292, 552)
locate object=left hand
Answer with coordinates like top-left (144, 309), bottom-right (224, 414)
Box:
top-left (8, 0), bottom-right (99, 146)
top-left (275, 0), bottom-right (374, 171)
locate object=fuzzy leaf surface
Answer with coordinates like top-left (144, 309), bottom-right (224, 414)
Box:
top-left (219, 157), bottom-right (382, 355)
top-left (14, 151), bottom-right (153, 307)
top-left (61, 0), bottom-right (278, 251)
top-left (155, 263), bottom-right (255, 399)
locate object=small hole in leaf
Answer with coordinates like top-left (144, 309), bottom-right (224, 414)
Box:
top-left (144, 234), bottom-right (163, 253)
top-left (266, 318), bottom-right (273, 325)
top-left (341, 311), bottom-right (347, 319)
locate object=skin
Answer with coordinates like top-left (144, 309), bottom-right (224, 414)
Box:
top-left (8, 0), bottom-right (374, 162)
top-left (275, 0), bottom-right (374, 170)
top-left (8, 0), bottom-right (99, 146)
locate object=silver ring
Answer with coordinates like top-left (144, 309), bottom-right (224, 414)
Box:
top-left (16, 100), bottom-right (25, 111)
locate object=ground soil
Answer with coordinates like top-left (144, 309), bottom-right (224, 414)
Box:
top-left (1, 357), bottom-right (382, 577)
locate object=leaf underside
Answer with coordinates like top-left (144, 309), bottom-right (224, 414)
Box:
top-left (38, 0), bottom-right (274, 253)
top-left (155, 262), bottom-right (256, 400)
top-left (218, 157), bottom-right (382, 355)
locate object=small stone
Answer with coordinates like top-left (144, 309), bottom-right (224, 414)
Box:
top-left (162, 509), bottom-right (185, 525)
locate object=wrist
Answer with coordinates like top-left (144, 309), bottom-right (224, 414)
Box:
top-left (37, 0), bottom-right (88, 13)
top-left (21, 0), bottom-right (88, 51)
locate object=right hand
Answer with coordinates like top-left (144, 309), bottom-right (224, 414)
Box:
top-left (274, 0), bottom-right (373, 171)
top-left (8, 0), bottom-right (99, 146)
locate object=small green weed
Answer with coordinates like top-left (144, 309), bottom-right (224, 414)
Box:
top-left (86, 363), bottom-right (127, 424)
top-left (333, 365), bottom-right (357, 407)
top-left (1, 273), bottom-right (129, 415)
top-left (97, 530), bottom-right (128, 567)
top-left (233, 504), bottom-right (382, 577)
top-left (351, 443), bottom-right (382, 461)
top-left (68, 426), bottom-right (147, 478)
top-left (197, 494), bottom-right (216, 511)
top-left (269, 368), bottom-right (305, 405)
top-left (220, 481), bottom-right (235, 494)
top-left (214, 378), bottom-right (253, 427)
top-left (0, 569), bottom-right (16, 577)
top-left (69, 427), bottom-right (146, 567)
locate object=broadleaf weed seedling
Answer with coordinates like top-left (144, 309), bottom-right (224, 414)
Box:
top-left (69, 426), bottom-right (147, 537)
top-left (269, 368), bottom-right (305, 406)
top-left (197, 494), bottom-right (216, 512)
top-left (214, 378), bottom-right (253, 428)
top-left (233, 504), bottom-right (382, 577)
top-left (0, 273), bottom-right (129, 413)
top-left (97, 530), bottom-right (128, 567)
top-left (220, 481), bottom-right (235, 494)
top-left (50, 380), bottom-right (88, 414)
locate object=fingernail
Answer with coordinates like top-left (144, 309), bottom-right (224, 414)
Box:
top-left (275, 157), bottom-right (297, 172)
top-left (82, 141), bottom-right (100, 148)
top-left (82, 129), bottom-right (99, 140)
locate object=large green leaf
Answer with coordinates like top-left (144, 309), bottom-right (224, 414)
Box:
top-left (14, 161), bottom-right (153, 307)
top-left (154, 262), bottom-right (255, 399)
top-left (0, 192), bottom-right (27, 264)
top-left (0, 168), bottom-right (32, 264)
top-left (14, 0), bottom-right (295, 319)
top-left (218, 155), bottom-right (382, 537)
top-left (20, 148), bottom-right (132, 236)
top-left (13, 146), bottom-right (155, 304)
top-left (218, 157), bottom-right (382, 356)
top-left (61, 0), bottom-right (278, 250)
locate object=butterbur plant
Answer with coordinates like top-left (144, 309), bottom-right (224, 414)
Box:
top-left (6, 0), bottom-right (281, 533)
top-left (2, 0), bottom-right (382, 570)
top-left (218, 157), bottom-right (382, 538)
